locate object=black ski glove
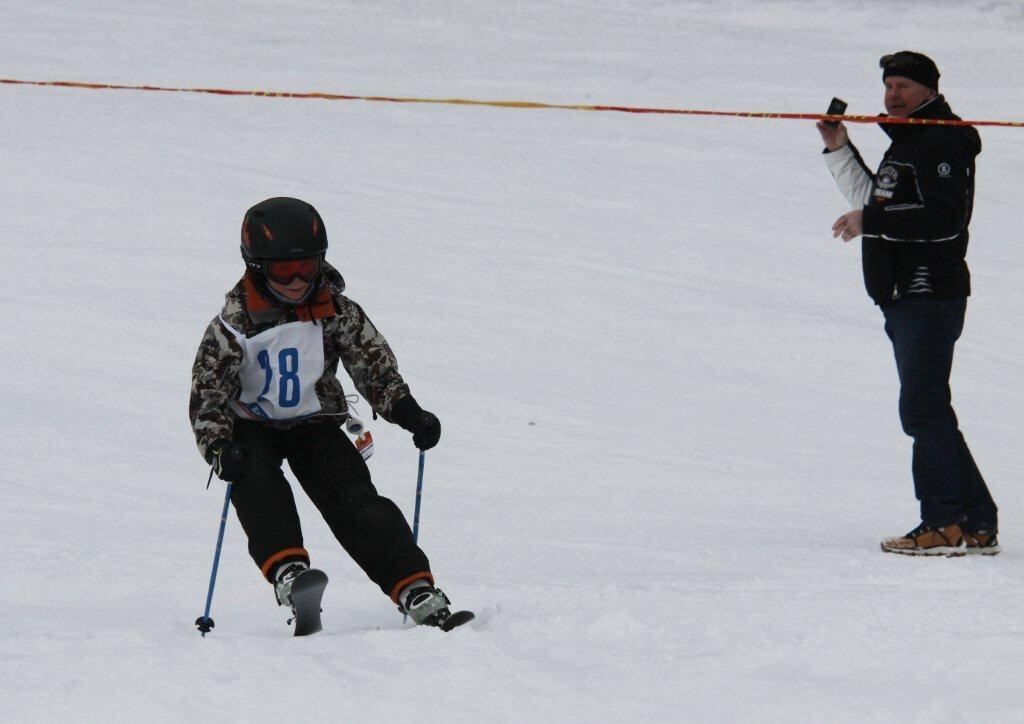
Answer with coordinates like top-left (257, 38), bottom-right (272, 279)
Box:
top-left (207, 440), bottom-right (248, 482)
top-left (391, 396), bottom-right (442, 451)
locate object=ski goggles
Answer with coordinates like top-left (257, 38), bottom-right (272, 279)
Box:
top-left (880, 53), bottom-right (915, 70)
top-left (262, 255), bottom-right (323, 284)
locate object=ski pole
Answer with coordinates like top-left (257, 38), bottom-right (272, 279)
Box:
top-left (403, 451), bottom-right (426, 623)
top-left (412, 450), bottom-right (426, 545)
top-left (196, 481), bottom-right (233, 637)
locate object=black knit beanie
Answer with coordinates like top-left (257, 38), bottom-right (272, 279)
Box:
top-left (880, 51), bottom-right (940, 91)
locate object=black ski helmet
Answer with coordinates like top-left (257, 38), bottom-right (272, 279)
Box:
top-left (240, 197), bottom-right (328, 269)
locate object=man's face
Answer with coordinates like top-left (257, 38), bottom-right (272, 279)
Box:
top-left (884, 76), bottom-right (936, 117)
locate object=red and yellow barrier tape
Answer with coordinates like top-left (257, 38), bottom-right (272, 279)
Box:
top-left (3, 77), bottom-right (1022, 128)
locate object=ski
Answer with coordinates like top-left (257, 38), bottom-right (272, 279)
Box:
top-left (287, 568), bottom-right (328, 636)
top-left (439, 610), bottom-right (475, 632)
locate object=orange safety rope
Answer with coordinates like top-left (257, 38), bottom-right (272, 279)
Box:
top-left (3, 77), bottom-right (1022, 128)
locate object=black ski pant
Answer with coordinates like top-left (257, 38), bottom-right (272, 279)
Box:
top-left (881, 297), bottom-right (997, 530)
top-left (229, 418), bottom-right (431, 601)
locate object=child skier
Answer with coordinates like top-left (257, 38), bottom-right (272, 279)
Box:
top-left (189, 196), bottom-right (469, 633)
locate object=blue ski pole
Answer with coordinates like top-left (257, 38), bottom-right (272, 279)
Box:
top-left (412, 450), bottom-right (426, 544)
top-left (403, 451), bottom-right (426, 623)
top-left (196, 481), bottom-right (233, 637)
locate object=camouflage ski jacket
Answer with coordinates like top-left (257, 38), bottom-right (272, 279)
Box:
top-left (189, 263), bottom-right (411, 460)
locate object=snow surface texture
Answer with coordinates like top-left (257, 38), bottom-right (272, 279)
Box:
top-left (2, 2), bottom-right (1023, 722)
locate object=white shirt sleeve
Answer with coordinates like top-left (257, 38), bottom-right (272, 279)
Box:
top-left (824, 144), bottom-right (874, 209)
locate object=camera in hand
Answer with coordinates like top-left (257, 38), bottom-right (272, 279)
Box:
top-left (824, 97), bottom-right (848, 127)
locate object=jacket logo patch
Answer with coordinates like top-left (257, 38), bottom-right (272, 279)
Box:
top-left (938, 162), bottom-right (952, 177)
top-left (877, 165), bottom-right (899, 189)
top-left (874, 165), bottom-right (898, 199)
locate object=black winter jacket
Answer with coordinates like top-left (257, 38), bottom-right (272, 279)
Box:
top-left (825, 96), bottom-right (981, 304)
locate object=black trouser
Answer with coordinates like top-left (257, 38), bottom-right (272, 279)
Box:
top-left (881, 297), bottom-right (997, 530)
top-left (230, 418), bottom-right (431, 600)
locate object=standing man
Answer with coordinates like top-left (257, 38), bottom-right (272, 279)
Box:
top-left (818, 51), bottom-right (998, 556)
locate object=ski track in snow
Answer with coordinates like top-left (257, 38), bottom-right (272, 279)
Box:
top-left (2, 2), bottom-right (1023, 722)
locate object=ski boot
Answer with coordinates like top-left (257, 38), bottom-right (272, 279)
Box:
top-left (398, 581), bottom-right (474, 632)
top-left (274, 562), bottom-right (329, 636)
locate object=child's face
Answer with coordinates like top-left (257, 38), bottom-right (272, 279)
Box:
top-left (262, 255), bottom-right (321, 302)
top-left (267, 276), bottom-right (313, 302)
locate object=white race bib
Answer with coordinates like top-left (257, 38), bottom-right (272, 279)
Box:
top-left (222, 318), bottom-right (325, 421)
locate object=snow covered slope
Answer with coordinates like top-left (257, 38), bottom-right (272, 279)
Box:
top-left (2, 1), bottom-right (1022, 721)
